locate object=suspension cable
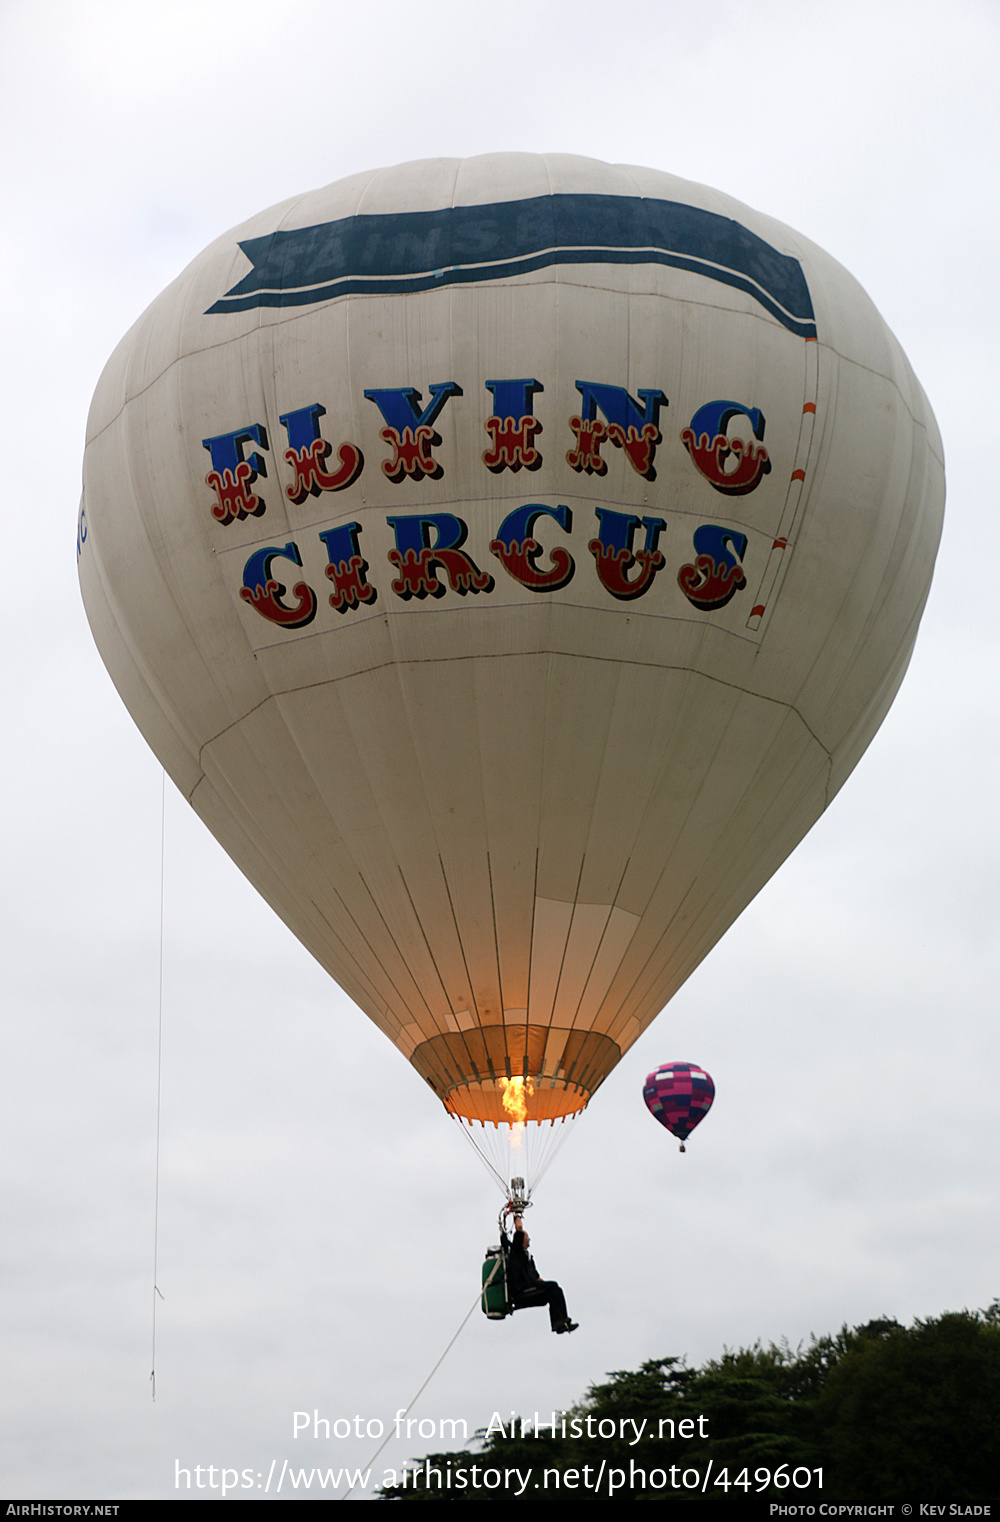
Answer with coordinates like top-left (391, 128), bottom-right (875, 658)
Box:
top-left (525, 1114), bottom-right (579, 1191)
top-left (449, 1113), bottom-right (510, 1194)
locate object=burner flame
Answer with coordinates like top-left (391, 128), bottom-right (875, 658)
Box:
top-left (499, 1076), bottom-right (534, 1141)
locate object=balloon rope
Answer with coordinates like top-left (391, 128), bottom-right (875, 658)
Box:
top-left (150, 769), bottom-right (166, 1402)
top-left (526, 1112), bottom-right (579, 1192)
top-left (450, 1113), bottom-right (509, 1194)
top-left (340, 1260), bottom-right (503, 1499)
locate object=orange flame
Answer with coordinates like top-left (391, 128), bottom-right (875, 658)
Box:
top-left (499, 1076), bottom-right (535, 1148)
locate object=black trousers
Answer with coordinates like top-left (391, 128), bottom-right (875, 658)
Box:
top-left (513, 1280), bottom-right (569, 1329)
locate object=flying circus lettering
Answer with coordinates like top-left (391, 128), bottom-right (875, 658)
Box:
top-left (237, 509), bottom-right (751, 626)
top-left (203, 386), bottom-right (777, 522)
top-left (206, 383), bottom-right (786, 629)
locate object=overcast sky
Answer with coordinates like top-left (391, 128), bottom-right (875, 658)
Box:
top-left (2, 0), bottom-right (998, 1501)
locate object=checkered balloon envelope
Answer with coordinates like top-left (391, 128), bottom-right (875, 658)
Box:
top-left (643, 1063), bottom-right (715, 1151)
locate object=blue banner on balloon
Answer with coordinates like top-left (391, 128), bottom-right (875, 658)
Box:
top-left (206, 193), bottom-right (816, 338)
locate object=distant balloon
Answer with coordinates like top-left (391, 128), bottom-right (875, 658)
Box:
top-left (644, 1063), bottom-right (715, 1150)
top-left (78, 154), bottom-right (944, 1141)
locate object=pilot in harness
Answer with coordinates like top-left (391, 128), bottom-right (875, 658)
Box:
top-left (481, 1178), bottom-right (578, 1333)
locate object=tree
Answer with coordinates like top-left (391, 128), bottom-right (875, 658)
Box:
top-left (378, 1304), bottom-right (1000, 1500)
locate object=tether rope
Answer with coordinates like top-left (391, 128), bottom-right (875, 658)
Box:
top-left (150, 769), bottom-right (166, 1401)
top-left (340, 1260), bottom-right (503, 1499)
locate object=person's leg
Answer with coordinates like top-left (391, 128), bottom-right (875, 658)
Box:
top-left (513, 1284), bottom-right (576, 1331)
top-left (536, 1280), bottom-right (568, 1330)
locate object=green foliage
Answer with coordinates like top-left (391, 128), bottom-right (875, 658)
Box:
top-left (815, 1310), bottom-right (1000, 1499)
top-left (379, 1303), bottom-right (1000, 1501)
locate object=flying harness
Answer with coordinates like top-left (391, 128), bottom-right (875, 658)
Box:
top-left (480, 1180), bottom-right (531, 1320)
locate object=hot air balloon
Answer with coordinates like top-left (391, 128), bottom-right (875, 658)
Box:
top-left (78, 154), bottom-right (944, 1191)
top-left (643, 1063), bottom-right (715, 1151)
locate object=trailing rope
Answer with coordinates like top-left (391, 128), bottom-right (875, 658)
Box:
top-left (150, 769), bottom-right (166, 1401)
top-left (341, 1259), bottom-right (503, 1499)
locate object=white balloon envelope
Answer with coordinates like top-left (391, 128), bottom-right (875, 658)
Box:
top-left (79, 154), bottom-right (944, 1129)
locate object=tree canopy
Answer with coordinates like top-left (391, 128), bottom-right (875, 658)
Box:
top-left (379, 1304), bottom-right (1000, 1501)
